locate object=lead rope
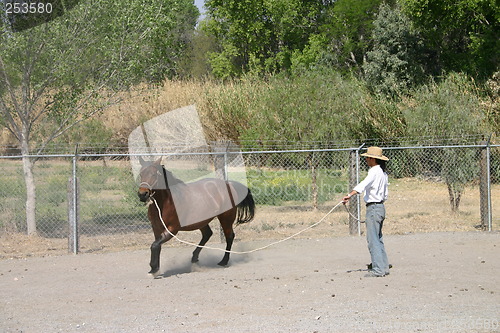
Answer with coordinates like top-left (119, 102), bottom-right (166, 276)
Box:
top-left (343, 204), bottom-right (365, 223)
top-left (151, 197), bottom-right (345, 255)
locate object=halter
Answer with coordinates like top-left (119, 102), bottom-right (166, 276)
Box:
top-left (139, 181), bottom-right (155, 190)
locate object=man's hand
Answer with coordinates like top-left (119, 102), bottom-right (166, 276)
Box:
top-left (342, 194), bottom-right (351, 204)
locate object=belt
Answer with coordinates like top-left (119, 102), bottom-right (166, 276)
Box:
top-left (366, 201), bottom-right (384, 207)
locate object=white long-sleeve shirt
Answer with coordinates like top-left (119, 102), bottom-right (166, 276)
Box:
top-left (353, 164), bottom-right (388, 204)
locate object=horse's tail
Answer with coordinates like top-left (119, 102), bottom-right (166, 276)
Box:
top-left (236, 188), bottom-right (255, 225)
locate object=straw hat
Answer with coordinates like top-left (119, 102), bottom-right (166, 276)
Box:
top-left (360, 146), bottom-right (389, 161)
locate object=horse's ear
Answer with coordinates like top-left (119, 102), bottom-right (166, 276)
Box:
top-left (155, 157), bottom-right (162, 165)
top-left (139, 156), bottom-right (147, 166)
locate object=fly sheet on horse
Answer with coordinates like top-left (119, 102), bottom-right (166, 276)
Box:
top-left (128, 106), bottom-right (255, 275)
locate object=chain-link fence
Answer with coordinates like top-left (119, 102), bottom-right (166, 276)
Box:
top-left (0, 143), bottom-right (498, 256)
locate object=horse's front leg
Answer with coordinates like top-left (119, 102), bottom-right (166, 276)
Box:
top-left (149, 231), bottom-right (173, 275)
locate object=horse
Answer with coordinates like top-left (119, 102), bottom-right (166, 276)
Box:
top-left (137, 158), bottom-right (255, 275)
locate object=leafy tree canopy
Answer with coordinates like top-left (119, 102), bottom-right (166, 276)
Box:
top-left (203, 0), bottom-right (331, 78)
top-left (401, 0), bottom-right (499, 78)
top-left (363, 3), bottom-right (427, 97)
top-left (0, 0), bottom-right (198, 235)
top-left (320, 0), bottom-right (386, 70)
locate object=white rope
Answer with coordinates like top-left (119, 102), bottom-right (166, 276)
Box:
top-left (151, 197), bottom-right (344, 255)
top-left (344, 204), bottom-right (365, 223)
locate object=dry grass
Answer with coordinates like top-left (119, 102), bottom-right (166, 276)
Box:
top-left (385, 178), bottom-right (500, 233)
top-left (93, 79), bottom-right (241, 145)
top-left (0, 79), bottom-right (239, 149)
top-left (1, 77), bottom-right (498, 149)
top-left (96, 80), bottom-right (209, 144)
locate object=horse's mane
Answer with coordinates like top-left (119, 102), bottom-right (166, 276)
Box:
top-left (162, 166), bottom-right (185, 187)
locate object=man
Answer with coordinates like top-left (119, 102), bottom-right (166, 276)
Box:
top-left (343, 146), bottom-right (390, 277)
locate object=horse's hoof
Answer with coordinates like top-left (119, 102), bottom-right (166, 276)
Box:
top-left (217, 261), bottom-right (228, 267)
top-left (191, 258), bottom-right (199, 263)
top-left (148, 271), bottom-right (162, 279)
top-left (148, 268), bottom-right (160, 277)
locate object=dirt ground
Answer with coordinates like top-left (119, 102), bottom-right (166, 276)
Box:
top-left (1, 231), bottom-right (499, 333)
top-left (1, 180), bottom-right (499, 332)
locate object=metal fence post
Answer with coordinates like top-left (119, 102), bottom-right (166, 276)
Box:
top-left (68, 146), bottom-right (79, 254)
top-left (480, 139), bottom-right (493, 231)
top-left (349, 149), bottom-right (359, 235)
top-left (487, 142), bottom-right (492, 232)
top-left (212, 143), bottom-right (230, 242)
top-left (223, 151), bottom-right (228, 180)
top-left (355, 144), bottom-right (363, 236)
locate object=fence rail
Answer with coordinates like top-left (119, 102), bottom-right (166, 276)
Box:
top-left (0, 143), bottom-right (498, 256)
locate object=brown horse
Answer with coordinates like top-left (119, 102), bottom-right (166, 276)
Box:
top-left (137, 158), bottom-right (255, 275)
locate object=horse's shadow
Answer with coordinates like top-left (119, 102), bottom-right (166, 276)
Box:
top-left (157, 252), bottom-right (252, 278)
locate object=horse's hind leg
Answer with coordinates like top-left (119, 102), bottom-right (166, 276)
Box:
top-left (218, 228), bottom-right (234, 266)
top-left (218, 216), bottom-right (235, 266)
top-left (191, 225), bottom-right (213, 263)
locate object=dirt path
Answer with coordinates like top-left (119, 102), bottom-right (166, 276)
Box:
top-left (1, 232), bottom-right (499, 332)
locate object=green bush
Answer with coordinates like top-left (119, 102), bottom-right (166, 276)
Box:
top-left (202, 68), bottom-right (406, 148)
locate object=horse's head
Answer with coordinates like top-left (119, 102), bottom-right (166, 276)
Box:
top-left (137, 157), bottom-right (167, 202)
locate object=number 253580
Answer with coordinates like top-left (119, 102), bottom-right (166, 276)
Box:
top-left (5, 1), bottom-right (53, 14)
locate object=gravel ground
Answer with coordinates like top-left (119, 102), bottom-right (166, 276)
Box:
top-left (1, 231), bottom-right (499, 332)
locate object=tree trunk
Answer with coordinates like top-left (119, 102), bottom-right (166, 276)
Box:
top-left (447, 183), bottom-right (461, 213)
top-left (20, 134), bottom-right (37, 236)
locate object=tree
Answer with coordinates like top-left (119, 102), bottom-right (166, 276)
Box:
top-left (178, 20), bottom-right (218, 79)
top-left (320, 0), bottom-right (385, 71)
top-left (402, 73), bottom-right (485, 212)
top-left (203, 0), bottom-right (329, 78)
top-left (401, 0), bottom-right (499, 79)
top-left (363, 3), bottom-right (426, 97)
top-left (0, 0), bottom-right (198, 235)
